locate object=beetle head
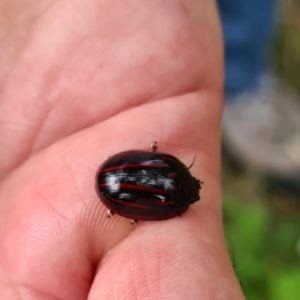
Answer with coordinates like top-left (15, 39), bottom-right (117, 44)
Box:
top-left (189, 177), bottom-right (202, 204)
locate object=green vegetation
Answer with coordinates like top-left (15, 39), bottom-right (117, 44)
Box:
top-left (223, 193), bottom-right (300, 300)
top-left (273, 0), bottom-right (300, 94)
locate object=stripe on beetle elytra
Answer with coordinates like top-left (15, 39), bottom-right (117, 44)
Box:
top-left (154, 199), bottom-right (175, 206)
top-left (103, 193), bottom-right (149, 209)
top-left (99, 163), bottom-right (169, 173)
top-left (99, 183), bottom-right (169, 194)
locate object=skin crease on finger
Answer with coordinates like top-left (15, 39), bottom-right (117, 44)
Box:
top-left (0, 0), bottom-right (245, 299)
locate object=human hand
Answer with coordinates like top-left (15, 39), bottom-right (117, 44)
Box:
top-left (0, 0), bottom-right (244, 299)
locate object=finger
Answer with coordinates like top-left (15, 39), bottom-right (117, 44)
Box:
top-left (0, 0), bottom-right (221, 179)
top-left (86, 95), bottom-right (243, 299)
top-left (0, 91), bottom-right (244, 299)
top-left (89, 211), bottom-right (244, 299)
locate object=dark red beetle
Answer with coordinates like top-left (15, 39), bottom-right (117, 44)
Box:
top-left (95, 142), bottom-right (201, 223)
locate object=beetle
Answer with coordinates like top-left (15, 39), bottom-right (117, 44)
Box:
top-left (95, 142), bottom-right (201, 223)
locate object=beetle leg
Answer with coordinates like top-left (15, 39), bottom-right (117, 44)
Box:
top-left (150, 141), bottom-right (158, 152)
top-left (177, 213), bottom-right (183, 217)
top-left (130, 219), bottom-right (138, 225)
top-left (107, 210), bottom-right (115, 218)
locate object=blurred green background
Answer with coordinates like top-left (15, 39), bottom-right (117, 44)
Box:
top-left (222, 1), bottom-right (300, 299)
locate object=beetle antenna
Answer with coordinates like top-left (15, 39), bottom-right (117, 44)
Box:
top-left (187, 156), bottom-right (196, 169)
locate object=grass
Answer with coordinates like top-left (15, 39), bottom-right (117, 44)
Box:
top-left (222, 163), bottom-right (300, 300)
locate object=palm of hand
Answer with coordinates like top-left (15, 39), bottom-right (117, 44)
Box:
top-left (0, 1), bottom-right (244, 299)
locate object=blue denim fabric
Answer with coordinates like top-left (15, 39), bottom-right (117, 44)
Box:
top-left (217, 0), bottom-right (276, 96)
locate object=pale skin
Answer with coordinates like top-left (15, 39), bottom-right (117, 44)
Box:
top-left (0, 0), bottom-right (245, 299)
